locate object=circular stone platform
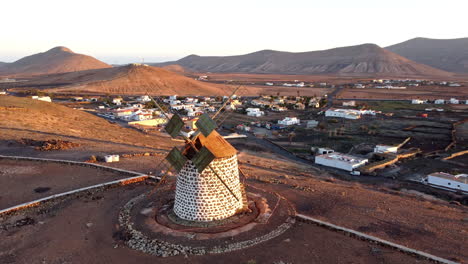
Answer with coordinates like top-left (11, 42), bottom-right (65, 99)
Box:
top-left (118, 185), bottom-right (295, 257)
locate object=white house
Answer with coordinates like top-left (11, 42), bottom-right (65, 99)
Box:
top-left (246, 108), bottom-right (264, 117)
top-left (0, 90), bottom-right (7, 95)
top-left (325, 108), bottom-right (360, 119)
top-left (449, 98), bottom-right (459, 104)
top-left (31, 96), bottom-right (52, 103)
top-left (342, 101), bottom-right (356, 107)
top-left (374, 145), bottom-right (398, 154)
top-left (137, 95), bottom-right (152, 102)
top-left (315, 152), bottom-right (368, 172)
top-left (278, 117), bottom-right (300, 126)
top-left (423, 172), bottom-right (468, 194)
top-left (434, 99), bottom-right (445, 104)
top-left (169, 95), bottom-right (177, 100)
top-left (265, 82), bottom-right (274, 86)
top-left (316, 147), bottom-right (334, 155)
top-left (354, 84), bottom-right (365, 89)
top-left (411, 99), bottom-right (426, 104)
top-left (306, 120), bottom-right (319, 128)
top-left (448, 83), bottom-right (461, 87)
top-left (112, 98), bottom-right (123, 105)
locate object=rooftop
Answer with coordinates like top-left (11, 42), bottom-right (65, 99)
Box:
top-left (317, 152), bottom-right (367, 164)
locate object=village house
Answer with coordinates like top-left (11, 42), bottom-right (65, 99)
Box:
top-left (342, 101), bottom-right (356, 107)
top-left (294, 102), bottom-right (305, 110)
top-left (315, 152), bottom-right (368, 172)
top-left (306, 120), bottom-right (319, 128)
top-left (449, 98), bottom-right (459, 104)
top-left (271, 105), bottom-right (287, 112)
top-left (278, 117), bottom-right (300, 126)
top-left (411, 99), bottom-right (426, 104)
top-left (112, 98), bottom-right (123, 105)
top-left (434, 99), bottom-right (445, 104)
top-left (374, 145), bottom-right (398, 154)
top-left (246, 108), bottom-right (264, 117)
top-left (308, 99), bottom-right (320, 108)
top-left (423, 172), bottom-right (468, 194)
top-left (31, 96), bottom-right (52, 103)
top-left (325, 108), bottom-right (361, 119)
top-left (137, 95), bottom-right (152, 102)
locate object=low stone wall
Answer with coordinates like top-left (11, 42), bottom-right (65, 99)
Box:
top-left (119, 192), bottom-right (295, 257)
top-left (0, 155), bottom-right (158, 216)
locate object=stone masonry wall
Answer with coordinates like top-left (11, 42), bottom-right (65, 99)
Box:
top-left (174, 154), bottom-right (244, 221)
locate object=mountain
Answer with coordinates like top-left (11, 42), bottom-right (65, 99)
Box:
top-left (153, 44), bottom-right (452, 76)
top-left (386, 37), bottom-right (468, 73)
top-left (27, 63), bottom-right (228, 95)
top-left (0, 47), bottom-right (111, 76)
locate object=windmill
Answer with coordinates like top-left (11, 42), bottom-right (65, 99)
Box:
top-left (147, 86), bottom-right (248, 222)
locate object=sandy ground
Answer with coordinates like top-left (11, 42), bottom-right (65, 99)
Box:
top-left (0, 159), bottom-right (128, 209)
top-left (0, 184), bottom-right (432, 264)
top-left (337, 86), bottom-right (468, 100)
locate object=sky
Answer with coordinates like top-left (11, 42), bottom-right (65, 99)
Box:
top-left (1, 0), bottom-right (467, 64)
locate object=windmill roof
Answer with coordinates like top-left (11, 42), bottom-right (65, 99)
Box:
top-left (194, 130), bottom-right (237, 158)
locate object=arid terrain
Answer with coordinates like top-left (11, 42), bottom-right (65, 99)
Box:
top-left (0, 94), bottom-right (466, 263)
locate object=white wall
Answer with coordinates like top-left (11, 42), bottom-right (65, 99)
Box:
top-left (428, 176), bottom-right (468, 192)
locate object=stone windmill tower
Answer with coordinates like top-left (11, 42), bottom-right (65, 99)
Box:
top-left (164, 113), bottom-right (247, 222)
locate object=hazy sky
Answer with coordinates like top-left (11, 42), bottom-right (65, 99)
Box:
top-left (1, 0), bottom-right (467, 64)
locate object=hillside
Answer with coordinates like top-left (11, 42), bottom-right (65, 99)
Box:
top-left (25, 64), bottom-right (229, 95)
top-left (153, 44), bottom-right (452, 76)
top-left (0, 96), bottom-right (173, 150)
top-left (386, 37), bottom-right (468, 73)
top-left (0, 47), bottom-right (111, 76)
top-left (162, 64), bottom-right (188, 74)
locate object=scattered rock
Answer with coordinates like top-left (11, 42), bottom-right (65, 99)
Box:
top-left (283, 238), bottom-right (291, 242)
top-left (140, 208), bottom-right (153, 216)
top-left (86, 222), bottom-right (93, 228)
top-left (34, 187), bottom-right (51, 193)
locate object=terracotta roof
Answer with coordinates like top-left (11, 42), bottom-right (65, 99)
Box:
top-left (187, 130), bottom-right (237, 158)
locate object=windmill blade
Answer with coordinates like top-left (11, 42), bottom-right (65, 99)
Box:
top-left (192, 146), bottom-right (215, 173)
top-left (147, 164), bottom-right (172, 197)
top-left (195, 113), bottom-right (218, 137)
top-left (165, 147), bottom-right (188, 172)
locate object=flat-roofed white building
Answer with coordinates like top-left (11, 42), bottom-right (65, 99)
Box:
top-left (246, 108), bottom-right (264, 117)
top-left (32, 96), bottom-right (52, 103)
top-left (374, 145), bottom-right (398, 154)
top-left (424, 172), bottom-right (468, 194)
top-left (315, 152), bottom-right (368, 171)
top-left (412, 99), bottom-right (426, 104)
top-left (278, 117), bottom-right (300, 126)
top-left (342, 101), bottom-right (356, 107)
top-left (325, 108), bottom-right (360, 119)
top-left (434, 99), bottom-right (445, 104)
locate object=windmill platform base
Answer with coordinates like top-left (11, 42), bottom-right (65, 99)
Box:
top-left (118, 185), bottom-right (295, 257)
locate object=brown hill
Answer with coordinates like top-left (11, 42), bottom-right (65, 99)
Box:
top-left (162, 64), bottom-right (188, 74)
top-left (0, 47), bottom-right (111, 76)
top-left (386, 37), bottom-right (468, 73)
top-left (0, 95), bottom-right (173, 150)
top-left (28, 64), bottom-right (228, 95)
top-left (154, 44), bottom-right (452, 77)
